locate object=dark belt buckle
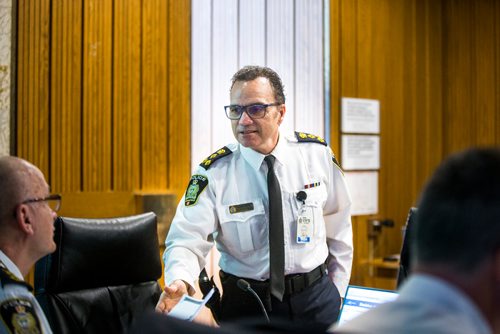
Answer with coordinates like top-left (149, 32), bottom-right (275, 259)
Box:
top-left (304, 271), bottom-right (311, 287)
top-left (289, 274), bottom-right (305, 294)
top-left (290, 264), bottom-right (325, 294)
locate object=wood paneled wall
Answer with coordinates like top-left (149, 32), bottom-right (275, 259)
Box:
top-left (15, 0), bottom-right (499, 288)
top-left (16, 0), bottom-right (190, 217)
top-left (331, 0), bottom-right (499, 286)
top-left (443, 0), bottom-right (500, 152)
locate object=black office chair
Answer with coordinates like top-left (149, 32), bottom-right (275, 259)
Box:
top-left (35, 212), bottom-right (163, 334)
top-left (396, 207), bottom-right (417, 288)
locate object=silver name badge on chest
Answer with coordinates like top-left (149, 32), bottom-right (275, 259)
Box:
top-left (296, 191), bottom-right (313, 243)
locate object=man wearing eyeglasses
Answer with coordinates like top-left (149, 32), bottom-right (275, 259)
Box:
top-left (0, 156), bottom-right (60, 334)
top-left (157, 66), bottom-right (353, 330)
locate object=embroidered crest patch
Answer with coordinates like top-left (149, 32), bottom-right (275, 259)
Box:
top-left (0, 298), bottom-right (42, 333)
top-left (199, 146), bottom-right (232, 170)
top-left (295, 131), bottom-right (327, 146)
top-left (184, 175), bottom-right (208, 207)
top-left (331, 154), bottom-right (343, 174)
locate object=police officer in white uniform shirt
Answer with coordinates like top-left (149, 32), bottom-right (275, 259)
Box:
top-left (156, 66), bottom-right (353, 330)
top-left (0, 156), bottom-right (59, 334)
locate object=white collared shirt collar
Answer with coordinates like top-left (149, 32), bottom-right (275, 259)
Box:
top-left (239, 132), bottom-right (290, 171)
top-left (0, 250), bottom-right (24, 281)
top-left (240, 144), bottom-right (265, 171)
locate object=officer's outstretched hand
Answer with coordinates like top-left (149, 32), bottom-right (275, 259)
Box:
top-left (155, 280), bottom-right (188, 314)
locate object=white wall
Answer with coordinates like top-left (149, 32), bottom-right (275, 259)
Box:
top-left (191, 0), bottom-right (326, 172)
top-left (0, 0), bottom-right (12, 157)
top-left (191, 0), bottom-right (328, 277)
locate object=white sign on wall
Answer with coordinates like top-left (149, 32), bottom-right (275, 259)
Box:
top-left (341, 98), bottom-right (380, 134)
top-left (345, 171), bottom-right (378, 216)
top-left (341, 134), bottom-right (380, 170)
top-left (341, 97), bottom-right (380, 215)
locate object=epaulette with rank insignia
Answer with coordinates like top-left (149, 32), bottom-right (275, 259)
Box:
top-left (0, 261), bottom-right (32, 290)
top-left (199, 146), bottom-right (233, 170)
top-left (295, 131), bottom-right (327, 146)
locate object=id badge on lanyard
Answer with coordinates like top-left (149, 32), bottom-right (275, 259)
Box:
top-left (296, 204), bottom-right (314, 243)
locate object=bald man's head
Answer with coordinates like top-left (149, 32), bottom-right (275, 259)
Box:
top-left (0, 157), bottom-right (57, 275)
top-left (0, 156), bottom-right (44, 223)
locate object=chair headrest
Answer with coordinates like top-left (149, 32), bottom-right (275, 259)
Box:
top-left (44, 212), bottom-right (162, 293)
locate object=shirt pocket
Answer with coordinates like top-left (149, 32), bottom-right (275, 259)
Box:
top-left (218, 199), bottom-right (266, 253)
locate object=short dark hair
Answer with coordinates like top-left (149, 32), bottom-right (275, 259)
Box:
top-left (414, 147), bottom-right (500, 272)
top-left (230, 66), bottom-right (285, 104)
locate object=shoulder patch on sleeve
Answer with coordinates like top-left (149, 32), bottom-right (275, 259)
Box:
top-left (331, 153), bottom-right (343, 174)
top-left (199, 146), bottom-right (233, 170)
top-left (0, 298), bottom-right (42, 333)
top-left (184, 175), bottom-right (208, 207)
top-left (295, 131), bottom-right (327, 146)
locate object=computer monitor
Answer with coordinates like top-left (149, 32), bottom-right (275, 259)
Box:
top-left (337, 285), bottom-right (398, 326)
top-left (396, 207), bottom-right (417, 288)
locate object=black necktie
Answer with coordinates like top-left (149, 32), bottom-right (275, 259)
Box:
top-left (264, 155), bottom-right (285, 301)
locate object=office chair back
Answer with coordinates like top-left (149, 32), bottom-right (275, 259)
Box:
top-left (396, 207), bottom-right (417, 288)
top-left (35, 212), bottom-right (162, 334)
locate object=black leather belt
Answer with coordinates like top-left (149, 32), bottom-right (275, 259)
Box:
top-left (284, 263), bottom-right (327, 294)
top-left (221, 263), bottom-right (327, 296)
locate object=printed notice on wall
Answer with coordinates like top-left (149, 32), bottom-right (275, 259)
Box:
top-left (341, 135), bottom-right (380, 170)
top-left (341, 98), bottom-right (380, 134)
top-left (345, 171), bottom-right (378, 216)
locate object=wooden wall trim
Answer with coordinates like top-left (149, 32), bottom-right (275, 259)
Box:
top-left (50, 0), bottom-right (82, 192)
top-left (167, 0), bottom-right (191, 194)
top-left (16, 0), bottom-right (190, 217)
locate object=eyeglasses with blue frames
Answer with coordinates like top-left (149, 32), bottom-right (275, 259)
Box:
top-left (21, 194), bottom-right (62, 212)
top-left (224, 102), bottom-right (281, 120)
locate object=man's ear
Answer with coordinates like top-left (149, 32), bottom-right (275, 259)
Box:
top-left (15, 204), bottom-right (34, 235)
top-left (278, 104), bottom-right (286, 125)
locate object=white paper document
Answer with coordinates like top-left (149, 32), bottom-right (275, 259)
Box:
top-left (341, 135), bottom-right (380, 170)
top-left (344, 171), bottom-right (378, 215)
top-left (167, 288), bottom-right (214, 321)
top-left (341, 98), bottom-right (380, 134)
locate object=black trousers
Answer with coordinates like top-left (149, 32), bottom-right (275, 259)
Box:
top-left (219, 272), bottom-right (341, 331)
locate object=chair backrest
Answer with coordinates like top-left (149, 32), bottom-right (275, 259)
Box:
top-left (396, 207), bottom-right (417, 288)
top-left (35, 212), bottom-right (163, 334)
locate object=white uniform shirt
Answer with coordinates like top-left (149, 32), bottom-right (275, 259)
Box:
top-left (0, 251), bottom-right (53, 334)
top-left (164, 133), bottom-right (353, 296)
top-left (333, 274), bottom-right (492, 334)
